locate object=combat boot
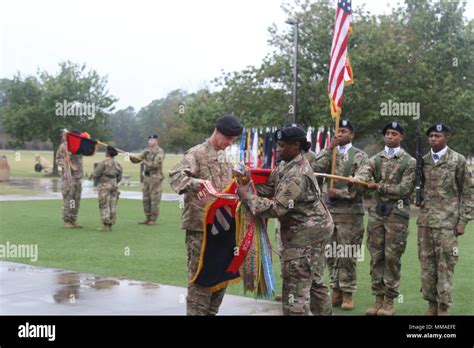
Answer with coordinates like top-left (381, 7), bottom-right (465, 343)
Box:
top-left (64, 222), bottom-right (75, 228)
top-left (341, 292), bottom-right (354, 310)
top-left (147, 221), bottom-right (157, 225)
top-left (331, 289), bottom-right (343, 306)
top-left (423, 301), bottom-right (438, 316)
top-left (366, 295), bottom-right (384, 316)
top-left (72, 222), bottom-right (83, 228)
top-left (438, 303), bottom-right (449, 316)
top-left (138, 220), bottom-right (150, 225)
top-left (377, 297), bottom-right (395, 316)
top-left (98, 224), bottom-right (111, 232)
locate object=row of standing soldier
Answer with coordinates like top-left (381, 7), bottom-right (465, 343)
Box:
top-left (170, 116), bottom-right (472, 316)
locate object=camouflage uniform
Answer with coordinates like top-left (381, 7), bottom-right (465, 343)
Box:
top-left (132, 146), bottom-right (165, 222)
top-left (56, 143), bottom-right (83, 224)
top-left (309, 145), bottom-right (368, 294)
top-left (417, 148), bottom-right (473, 308)
top-left (169, 140), bottom-right (233, 315)
top-left (91, 158), bottom-right (123, 225)
top-left (245, 153), bottom-right (334, 316)
top-left (355, 148), bottom-right (415, 299)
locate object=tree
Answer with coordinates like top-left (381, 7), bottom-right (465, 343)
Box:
top-left (2, 61), bottom-right (117, 175)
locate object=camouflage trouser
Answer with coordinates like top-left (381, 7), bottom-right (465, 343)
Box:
top-left (367, 216), bottom-right (409, 299)
top-left (142, 176), bottom-right (162, 222)
top-left (274, 220), bottom-right (284, 277)
top-left (417, 227), bottom-right (458, 308)
top-left (185, 230), bottom-right (226, 316)
top-left (282, 235), bottom-right (333, 316)
top-left (327, 214), bottom-right (364, 293)
top-left (98, 183), bottom-right (120, 225)
top-left (61, 179), bottom-right (82, 223)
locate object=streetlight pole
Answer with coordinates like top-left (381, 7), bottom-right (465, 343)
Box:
top-left (286, 18), bottom-right (299, 124)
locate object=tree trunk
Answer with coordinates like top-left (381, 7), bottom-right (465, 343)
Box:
top-left (51, 142), bottom-right (60, 177)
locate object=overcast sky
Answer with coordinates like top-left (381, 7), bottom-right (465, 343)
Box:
top-left (1, 0), bottom-right (473, 111)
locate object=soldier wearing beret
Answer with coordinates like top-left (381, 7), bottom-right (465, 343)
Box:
top-left (309, 119), bottom-right (368, 310)
top-left (353, 121), bottom-right (416, 315)
top-left (90, 146), bottom-right (123, 232)
top-left (169, 114), bottom-right (243, 315)
top-left (417, 123), bottom-right (473, 315)
top-left (238, 124), bottom-right (334, 316)
top-left (130, 134), bottom-right (165, 225)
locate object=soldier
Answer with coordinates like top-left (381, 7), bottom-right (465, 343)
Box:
top-left (309, 119), bottom-right (368, 310)
top-left (91, 146), bottom-right (123, 232)
top-left (237, 124), bottom-right (334, 316)
top-left (169, 115), bottom-right (243, 316)
top-left (417, 123), bottom-right (473, 315)
top-left (56, 130), bottom-right (84, 228)
top-left (353, 121), bottom-right (415, 316)
top-left (130, 134), bottom-right (165, 225)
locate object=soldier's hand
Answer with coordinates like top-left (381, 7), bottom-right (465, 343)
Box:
top-left (454, 225), bottom-right (465, 236)
top-left (367, 182), bottom-right (379, 190)
top-left (328, 188), bottom-right (338, 198)
top-left (330, 136), bottom-right (339, 150)
top-left (237, 184), bottom-right (251, 200)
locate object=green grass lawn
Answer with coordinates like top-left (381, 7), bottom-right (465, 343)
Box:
top-left (0, 150), bottom-right (182, 194)
top-left (0, 198), bottom-right (473, 315)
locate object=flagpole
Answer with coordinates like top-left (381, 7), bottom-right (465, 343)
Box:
top-left (329, 114), bottom-right (340, 189)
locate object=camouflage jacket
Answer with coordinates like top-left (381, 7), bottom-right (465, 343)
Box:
top-left (91, 158), bottom-right (123, 186)
top-left (132, 146), bottom-right (165, 180)
top-left (245, 153), bottom-right (334, 250)
top-left (354, 148), bottom-right (416, 220)
top-left (309, 146), bottom-right (368, 215)
top-left (169, 139), bottom-right (234, 231)
top-left (417, 148), bottom-right (473, 229)
top-left (56, 143), bottom-right (83, 180)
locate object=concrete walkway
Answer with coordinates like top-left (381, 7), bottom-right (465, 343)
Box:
top-left (0, 261), bottom-right (282, 315)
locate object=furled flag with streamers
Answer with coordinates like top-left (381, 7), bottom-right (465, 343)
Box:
top-left (328, 0), bottom-right (353, 118)
top-left (66, 131), bottom-right (98, 156)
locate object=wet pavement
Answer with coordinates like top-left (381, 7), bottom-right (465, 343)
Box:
top-left (0, 178), bottom-right (180, 202)
top-left (0, 261), bottom-right (282, 315)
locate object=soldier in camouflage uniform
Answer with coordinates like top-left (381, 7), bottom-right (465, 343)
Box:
top-left (130, 134), bottom-right (165, 225)
top-left (309, 120), bottom-right (368, 310)
top-left (417, 123), bottom-right (473, 315)
top-left (91, 146), bottom-right (123, 232)
top-left (56, 131), bottom-right (84, 228)
top-left (238, 124), bottom-right (334, 316)
top-left (353, 121), bottom-right (415, 316)
top-left (169, 115), bottom-right (243, 316)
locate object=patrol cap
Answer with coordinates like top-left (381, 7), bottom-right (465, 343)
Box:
top-left (148, 134), bottom-right (158, 139)
top-left (106, 146), bottom-right (118, 157)
top-left (339, 119), bottom-right (355, 132)
top-left (382, 121), bottom-right (404, 135)
top-left (215, 115), bottom-right (243, 136)
top-left (426, 123), bottom-right (450, 136)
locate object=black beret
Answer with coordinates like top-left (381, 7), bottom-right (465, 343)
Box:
top-left (426, 123), bottom-right (450, 136)
top-left (274, 123), bottom-right (307, 142)
top-left (382, 121), bottom-right (404, 135)
top-left (215, 115), bottom-right (243, 136)
top-left (106, 146), bottom-right (118, 157)
top-left (339, 119), bottom-right (355, 132)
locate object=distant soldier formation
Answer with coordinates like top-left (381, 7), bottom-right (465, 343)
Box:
top-left (54, 116), bottom-right (472, 316)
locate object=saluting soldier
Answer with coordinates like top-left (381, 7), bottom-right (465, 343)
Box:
top-left (417, 123), bottom-right (473, 315)
top-left (130, 134), bottom-right (165, 225)
top-left (353, 121), bottom-right (415, 316)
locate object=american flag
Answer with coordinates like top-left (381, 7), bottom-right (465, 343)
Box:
top-left (328, 0), bottom-right (353, 118)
